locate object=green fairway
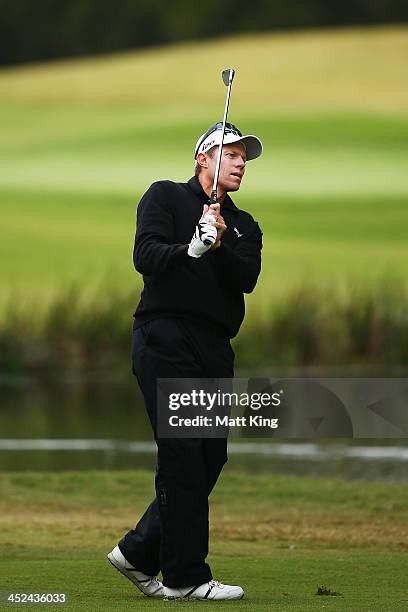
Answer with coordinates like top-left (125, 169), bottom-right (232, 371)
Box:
top-left (1, 470), bottom-right (407, 610)
top-left (1, 114), bottom-right (408, 305)
top-left (2, 186), bottom-right (408, 306)
top-left (1, 26), bottom-right (408, 306)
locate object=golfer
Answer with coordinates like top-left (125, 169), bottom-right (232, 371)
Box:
top-left (108, 121), bottom-right (263, 601)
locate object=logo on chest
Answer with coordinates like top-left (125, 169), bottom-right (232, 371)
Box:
top-left (233, 226), bottom-right (243, 238)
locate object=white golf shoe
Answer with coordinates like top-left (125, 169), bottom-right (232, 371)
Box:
top-left (163, 579), bottom-right (244, 600)
top-left (107, 545), bottom-right (164, 598)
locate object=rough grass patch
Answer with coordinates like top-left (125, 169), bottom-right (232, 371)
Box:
top-left (1, 281), bottom-right (408, 375)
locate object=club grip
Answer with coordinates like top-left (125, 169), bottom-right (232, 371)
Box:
top-left (209, 190), bottom-right (218, 205)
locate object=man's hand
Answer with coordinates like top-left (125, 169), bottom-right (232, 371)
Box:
top-left (187, 205), bottom-right (217, 258)
top-left (203, 203), bottom-right (227, 250)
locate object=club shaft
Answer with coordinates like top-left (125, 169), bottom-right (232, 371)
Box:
top-left (210, 79), bottom-right (233, 204)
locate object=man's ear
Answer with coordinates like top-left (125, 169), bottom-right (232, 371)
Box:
top-left (196, 152), bottom-right (208, 169)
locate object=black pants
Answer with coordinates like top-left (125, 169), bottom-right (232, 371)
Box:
top-left (119, 318), bottom-right (234, 587)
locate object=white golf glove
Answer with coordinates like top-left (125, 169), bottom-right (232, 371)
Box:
top-left (187, 213), bottom-right (217, 258)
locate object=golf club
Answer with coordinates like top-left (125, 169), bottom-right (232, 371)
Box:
top-left (202, 68), bottom-right (235, 245)
top-left (210, 68), bottom-right (235, 205)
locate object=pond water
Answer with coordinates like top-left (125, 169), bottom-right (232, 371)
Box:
top-left (1, 376), bottom-right (407, 480)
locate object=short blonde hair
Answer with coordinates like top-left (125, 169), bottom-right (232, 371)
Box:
top-left (194, 146), bottom-right (216, 176)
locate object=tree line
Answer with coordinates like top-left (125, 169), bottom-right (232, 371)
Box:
top-left (0, 0), bottom-right (407, 66)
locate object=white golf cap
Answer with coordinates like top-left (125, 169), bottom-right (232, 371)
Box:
top-left (194, 122), bottom-right (263, 161)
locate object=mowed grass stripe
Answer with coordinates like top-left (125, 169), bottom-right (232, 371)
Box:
top-left (2, 552), bottom-right (407, 610)
top-left (1, 115), bottom-right (407, 197)
top-left (2, 113), bottom-right (408, 155)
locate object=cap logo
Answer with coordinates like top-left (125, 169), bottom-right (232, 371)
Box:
top-left (202, 139), bottom-right (216, 152)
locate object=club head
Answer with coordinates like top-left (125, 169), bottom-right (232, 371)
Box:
top-left (222, 68), bottom-right (235, 86)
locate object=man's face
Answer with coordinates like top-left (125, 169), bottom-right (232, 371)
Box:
top-left (206, 142), bottom-right (246, 192)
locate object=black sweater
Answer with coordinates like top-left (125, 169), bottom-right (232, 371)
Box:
top-left (132, 176), bottom-right (262, 339)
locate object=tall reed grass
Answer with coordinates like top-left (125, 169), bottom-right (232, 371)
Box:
top-left (1, 283), bottom-right (407, 376)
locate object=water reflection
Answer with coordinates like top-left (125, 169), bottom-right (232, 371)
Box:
top-left (1, 378), bottom-right (408, 480)
top-left (0, 377), bottom-right (151, 440)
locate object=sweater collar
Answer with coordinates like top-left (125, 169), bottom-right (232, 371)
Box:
top-left (187, 176), bottom-right (239, 214)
